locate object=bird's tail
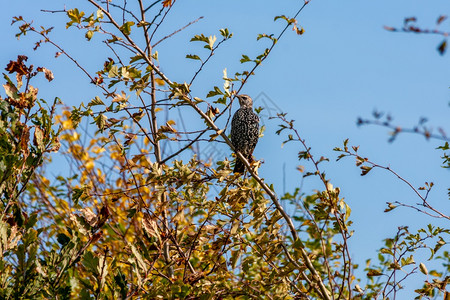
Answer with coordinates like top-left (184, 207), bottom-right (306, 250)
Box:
top-left (233, 155), bottom-right (252, 174)
top-left (233, 158), bottom-right (245, 173)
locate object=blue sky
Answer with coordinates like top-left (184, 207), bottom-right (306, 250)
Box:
top-left (1, 0), bottom-right (449, 297)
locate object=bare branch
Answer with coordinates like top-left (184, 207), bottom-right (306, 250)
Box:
top-left (153, 16), bottom-right (204, 48)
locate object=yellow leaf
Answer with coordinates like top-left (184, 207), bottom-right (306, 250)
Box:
top-left (41, 177), bottom-right (50, 186)
top-left (85, 160), bottom-right (95, 171)
top-left (92, 146), bottom-right (106, 154)
top-left (155, 78), bottom-right (165, 86)
top-left (33, 126), bottom-right (45, 152)
top-left (71, 131), bottom-right (80, 141)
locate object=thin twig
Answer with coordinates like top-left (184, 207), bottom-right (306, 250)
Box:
top-left (153, 16), bottom-right (203, 48)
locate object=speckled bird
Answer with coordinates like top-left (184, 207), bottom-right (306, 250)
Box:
top-left (231, 94), bottom-right (260, 173)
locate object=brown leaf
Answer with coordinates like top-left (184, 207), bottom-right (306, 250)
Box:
top-left (131, 154), bottom-right (145, 163)
top-left (159, 122), bottom-right (176, 133)
top-left (162, 0), bottom-right (172, 7)
top-left (91, 231), bottom-right (103, 244)
top-left (49, 137), bottom-right (61, 152)
top-left (37, 67), bottom-right (54, 82)
top-left (19, 124), bottom-right (30, 154)
top-left (124, 133), bottom-right (136, 145)
top-left (293, 24), bottom-right (305, 35)
top-left (437, 40), bottom-right (447, 55)
top-left (15, 73), bottom-right (23, 90)
top-left (404, 17), bottom-right (417, 25)
top-left (383, 26), bottom-right (396, 32)
top-left (142, 213), bottom-right (161, 242)
top-left (80, 207), bottom-right (98, 227)
top-left (5, 96), bottom-right (28, 110)
top-left (367, 269), bottom-right (383, 277)
top-left (26, 85), bottom-right (38, 103)
top-left (6, 55), bottom-right (29, 76)
top-left (185, 271), bottom-right (205, 284)
top-left (96, 204), bottom-right (110, 229)
top-left (437, 15), bottom-right (447, 25)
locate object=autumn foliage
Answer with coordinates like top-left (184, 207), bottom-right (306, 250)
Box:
top-left (0, 1), bottom-right (449, 299)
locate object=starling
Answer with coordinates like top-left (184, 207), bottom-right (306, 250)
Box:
top-left (231, 94), bottom-right (260, 173)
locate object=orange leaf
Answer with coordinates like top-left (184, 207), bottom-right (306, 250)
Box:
top-left (162, 0), bottom-right (172, 7)
top-left (6, 55), bottom-right (29, 76)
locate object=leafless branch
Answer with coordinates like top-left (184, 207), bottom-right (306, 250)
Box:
top-left (153, 16), bottom-right (204, 48)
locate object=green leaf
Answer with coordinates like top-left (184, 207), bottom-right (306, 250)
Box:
top-left (66, 8), bottom-right (85, 28)
top-left (3, 82), bottom-right (18, 99)
top-left (274, 15), bottom-right (295, 25)
top-left (25, 213), bottom-right (38, 229)
top-left (94, 113), bottom-right (107, 132)
top-left (186, 54), bottom-right (201, 61)
top-left (400, 255), bottom-right (415, 266)
top-left (257, 33), bottom-right (276, 42)
top-left (114, 270), bottom-right (128, 299)
top-left (120, 21), bottom-right (135, 35)
top-left (230, 250), bottom-right (241, 269)
top-left (240, 55), bottom-right (251, 63)
top-left (83, 251), bottom-right (99, 275)
top-left (129, 55), bottom-right (144, 63)
top-left (57, 233), bottom-right (71, 247)
top-left (437, 142), bottom-right (449, 150)
top-left (89, 96), bottom-right (104, 106)
top-left (127, 208), bottom-right (137, 218)
top-left (219, 28), bottom-right (232, 39)
top-left (108, 65), bottom-right (119, 78)
top-left (206, 86), bottom-right (223, 98)
top-left (367, 269), bottom-right (383, 276)
top-left (190, 34), bottom-right (209, 43)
